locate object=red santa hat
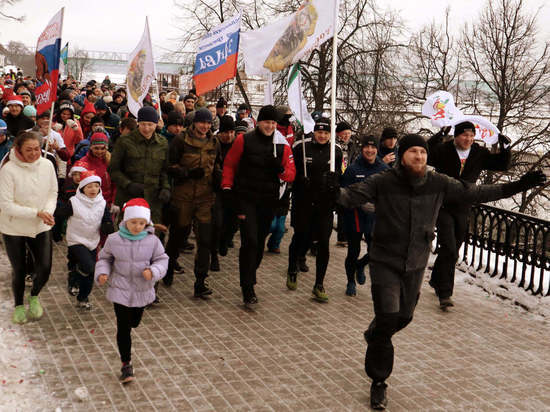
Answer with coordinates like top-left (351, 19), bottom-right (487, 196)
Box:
top-left (7, 95), bottom-right (24, 107)
top-left (122, 198), bottom-right (151, 223)
top-left (78, 170), bottom-right (102, 190)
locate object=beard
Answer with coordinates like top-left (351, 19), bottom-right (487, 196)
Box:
top-left (402, 162), bottom-right (427, 179)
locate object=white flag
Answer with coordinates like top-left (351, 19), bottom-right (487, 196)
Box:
top-left (287, 64), bottom-right (314, 134)
top-left (126, 18), bottom-right (156, 117)
top-left (422, 90), bottom-right (500, 145)
top-left (241, 0), bottom-right (340, 76)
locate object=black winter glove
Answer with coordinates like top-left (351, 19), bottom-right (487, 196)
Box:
top-left (158, 189), bottom-right (171, 204)
top-left (498, 133), bottom-right (511, 148)
top-left (322, 171), bottom-right (340, 193)
top-left (188, 167), bottom-right (205, 179)
top-left (127, 182), bottom-right (145, 198)
top-left (268, 156), bottom-right (284, 174)
top-left (504, 170), bottom-right (547, 197)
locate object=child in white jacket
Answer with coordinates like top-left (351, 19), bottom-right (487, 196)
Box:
top-left (55, 171), bottom-right (114, 309)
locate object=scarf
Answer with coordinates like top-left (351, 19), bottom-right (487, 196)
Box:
top-left (118, 225), bottom-right (148, 240)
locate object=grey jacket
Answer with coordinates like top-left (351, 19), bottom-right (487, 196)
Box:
top-left (338, 165), bottom-right (513, 273)
top-left (94, 224), bottom-right (168, 307)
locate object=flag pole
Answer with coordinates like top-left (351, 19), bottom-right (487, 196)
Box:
top-left (146, 16), bottom-right (162, 119)
top-left (297, 66), bottom-right (307, 178)
top-left (329, 0), bottom-right (340, 172)
top-left (44, 7), bottom-right (64, 158)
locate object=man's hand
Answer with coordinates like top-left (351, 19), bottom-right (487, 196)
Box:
top-left (142, 269), bottom-right (153, 281)
top-left (519, 170), bottom-right (547, 191)
top-left (37, 211), bottom-right (55, 226)
top-left (498, 133), bottom-right (511, 149)
top-left (98, 274), bottom-right (108, 285)
top-left (382, 152), bottom-right (395, 164)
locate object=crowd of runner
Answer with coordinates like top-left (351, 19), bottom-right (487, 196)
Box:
top-left (0, 69), bottom-right (545, 409)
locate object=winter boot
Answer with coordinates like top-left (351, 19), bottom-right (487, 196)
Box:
top-left (312, 284), bottom-right (329, 303)
top-left (439, 297), bottom-right (454, 309)
top-left (194, 278), bottom-right (213, 297)
top-left (12, 305), bottom-right (28, 325)
top-left (27, 296), bottom-right (43, 321)
top-left (356, 263), bottom-right (366, 285)
top-left (370, 381), bottom-right (388, 410)
top-left (119, 363), bottom-right (134, 383)
top-left (242, 285), bottom-right (258, 307)
top-left (345, 282), bottom-right (357, 297)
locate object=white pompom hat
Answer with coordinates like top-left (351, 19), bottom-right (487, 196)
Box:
top-left (122, 198), bottom-right (151, 223)
top-left (78, 170), bottom-right (102, 190)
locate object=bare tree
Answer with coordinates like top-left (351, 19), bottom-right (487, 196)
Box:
top-left (67, 47), bottom-right (93, 83)
top-left (0, 0), bottom-right (24, 22)
top-left (3, 41), bottom-right (34, 73)
top-left (461, 0), bottom-right (550, 214)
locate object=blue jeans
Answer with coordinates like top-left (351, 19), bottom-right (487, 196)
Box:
top-left (267, 215), bottom-right (286, 250)
top-left (68, 245), bottom-right (96, 302)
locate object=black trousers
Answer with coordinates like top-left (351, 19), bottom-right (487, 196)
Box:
top-left (167, 222), bottom-right (211, 279)
top-left (238, 201), bottom-right (274, 288)
top-left (336, 211), bottom-right (347, 242)
top-left (344, 232), bottom-right (370, 283)
top-left (431, 207), bottom-right (469, 299)
top-left (3, 231), bottom-right (52, 307)
top-left (288, 202), bottom-right (333, 285)
top-left (364, 262), bottom-right (424, 382)
top-left (114, 303), bottom-right (145, 363)
top-left (210, 196), bottom-right (224, 257)
top-left (67, 245), bottom-right (96, 302)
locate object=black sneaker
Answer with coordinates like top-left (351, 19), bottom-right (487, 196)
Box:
top-left (298, 257), bottom-right (309, 272)
top-left (210, 256), bottom-right (220, 272)
top-left (439, 297), bottom-right (454, 309)
top-left (370, 381), bottom-right (388, 410)
top-left (227, 240), bottom-right (234, 248)
top-left (242, 285), bottom-right (258, 307)
top-left (76, 299), bottom-right (92, 310)
top-left (182, 241), bottom-right (195, 253)
top-left (119, 363), bottom-right (134, 383)
top-left (194, 280), bottom-right (213, 297)
top-left (219, 243), bottom-right (228, 256)
top-left (174, 261), bottom-right (185, 274)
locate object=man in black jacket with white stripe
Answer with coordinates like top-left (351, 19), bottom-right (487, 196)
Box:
top-left (427, 121), bottom-right (511, 309)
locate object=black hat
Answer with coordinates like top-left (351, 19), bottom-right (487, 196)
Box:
top-left (216, 98), bottom-right (227, 108)
top-left (90, 115), bottom-right (104, 126)
top-left (237, 103), bottom-right (250, 113)
top-left (454, 121), bottom-right (476, 137)
top-left (166, 111), bottom-right (184, 127)
top-left (219, 115), bottom-right (235, 133)
top-left (37, 110), bottom-right (51, 119)
top-left (193, 108), bottom-right (213, 123)
top-left (257, 105), bottom-right (278, 122)
top-left (336, 121), bottom-right (352, 133)
top-left (137, 106), bottom-right (159, 123)
top-left (381, 127), bottom-right (398, 141)
top-left (360, 134), bottom-right (379, 148)
top-left (397, 134), bottom-right (428, 158)
top-left (314, 118), bottom-right (331, 132)
top-left (183, 94), bottom-right (195, 102)
top-left (235, 120), bottom-right (248, 134)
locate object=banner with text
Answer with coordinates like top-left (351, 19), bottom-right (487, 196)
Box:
top-left (193, 12), bottom-right (242, 96)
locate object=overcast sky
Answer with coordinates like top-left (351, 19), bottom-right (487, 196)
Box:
top-left (1, 0), bottom-right (549, 58)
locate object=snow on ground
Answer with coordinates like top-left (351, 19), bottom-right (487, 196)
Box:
top-left (0, 253), bottom-right (56, 412)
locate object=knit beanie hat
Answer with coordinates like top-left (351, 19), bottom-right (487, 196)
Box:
top-left (219, 115), bottom-right (235, 133)
top-left (183, 94), bottom-right (195, 102)
top-left (454, 121), bottom-right (476, 137)
top-left (193, 107), bottom-right (213, 123)
top-left (7, 95), bottom-right (24, 107)
top-left (90, 132), bottom-right (109, 146)
top-left (257, 105), bottom-right (278, 122)
top-left (81, 100), bottom-right (97, 117)
top-left (314, 118), bottom-right (331, 132)
top-left (94, 99), bottom-right (108, 111)
top-left (235, 120), bottom-right (248, 134)
top-left (78, 170), bottom-right (102, 190)
top-left (137, 106), bottom-right (159, 123)
top-left (23, 105), bottom-right (37, 117)
top-left (237, 103), bottom-right (249, 113)
top-left (123, 198), bottom-right (151, 223)
top-left (381, 127), bottom-right (398, 141)
top-left (59, 101), bottom-right (75, 113)
top-left (0, 119), bottom-right (7, 135)
top-left (336, 121), bottom-right (352, 133)
top-left (360, 134), bottom-right (379, 148)
top-left (397, 134), bottom-right (428, 159)
top-left (216, 97), bottom-right (227, 108)
top-left (37, 110), bottom-right (51, 119)
top-left (166, 111), bottom-right (184, 127)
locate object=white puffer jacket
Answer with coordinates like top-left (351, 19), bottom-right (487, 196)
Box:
top-left (66, 190), bottom-right (106, 250)
top-left (0, 148), bottom-right (58, 237)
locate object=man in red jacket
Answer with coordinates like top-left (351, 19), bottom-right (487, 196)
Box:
top-left (222, 105), bottom-right (296, 306)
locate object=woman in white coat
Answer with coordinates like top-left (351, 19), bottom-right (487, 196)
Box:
top-left (0, 131), bottom-right (58, 324)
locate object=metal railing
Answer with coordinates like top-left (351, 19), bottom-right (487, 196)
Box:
top-left (459, 204), bottom-right (549, 296)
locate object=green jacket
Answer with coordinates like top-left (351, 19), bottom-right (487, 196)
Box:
top-left (109, 128), bottom-right (170, 222)
top-left (168, 125), bottom-right (221, 205)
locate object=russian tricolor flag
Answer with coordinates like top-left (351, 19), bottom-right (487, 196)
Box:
top-left (193, 13), bottom-right (242, 96)
top-left (34, 8), bottom-right (64, 115)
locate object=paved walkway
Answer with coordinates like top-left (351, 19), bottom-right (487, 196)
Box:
top-left (1, 231), bottom-right (550, 411)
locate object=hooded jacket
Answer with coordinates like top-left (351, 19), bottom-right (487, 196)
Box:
top-left (4, 112), bottom-right (34, 137)
top-left (0, 148), bottom-right (58, 237)
top-left (66, 190), bottom-right (107, 250)
top-left (94, 224), bottom-right (168, 308)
